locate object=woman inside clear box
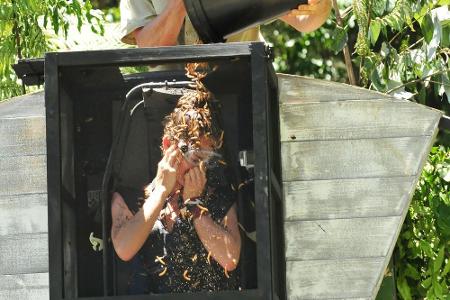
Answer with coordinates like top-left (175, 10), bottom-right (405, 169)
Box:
top-left (111, 65), bottom-right (241, 294)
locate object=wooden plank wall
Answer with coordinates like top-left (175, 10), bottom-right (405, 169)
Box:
top-left (0, 91), bottom-right (49, 299)
top-left (278, 74), bottom-right (442, 300)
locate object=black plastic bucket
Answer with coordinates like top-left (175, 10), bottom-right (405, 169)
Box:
top-left (184, 0), bottom-right (308, 43)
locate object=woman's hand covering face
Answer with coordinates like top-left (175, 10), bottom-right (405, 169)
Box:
top-left (182, 167), bottom-right (207, 201)
top-left (154, 145), bottom-right (182, 195)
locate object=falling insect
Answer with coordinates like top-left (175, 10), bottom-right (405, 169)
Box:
top-left (197, 204), bottom-right (209, 216)
top-left (183, 270), bottom-right (191, 281)
top-left (155, 256), bottom-right (166, 265)
top-left (158, 267), bottom-right (168, 277)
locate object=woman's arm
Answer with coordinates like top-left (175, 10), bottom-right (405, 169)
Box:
top-left (280, 0), bottom-right (332, 33)
top-left (111, 187), bottom-right (168, 261)
top-left (133, 0), bottom-right (186, 47)
top-left (182, 167), bottom-right (241, 271)
top-left (193, 204), bottom-right (241, 271)
top-left (111, 145), bottom-right (181, 261)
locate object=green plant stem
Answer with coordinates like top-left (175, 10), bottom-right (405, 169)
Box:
top-left (408, 37), bottom-right (424, 50)
top-left (427, 79), bottom-right (450, 87)
top-left (386, 68), bottom-right (450, 94)
top-left (340, 6), bottom-right (353, 19)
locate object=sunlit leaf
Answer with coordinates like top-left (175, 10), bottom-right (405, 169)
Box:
top-left (443, 259), bottom-right (450, 276)
top-left (431, 5), bottom-right (450, 24)
top-left (434, 246), bottom-right (446, 273)
top-left (370, 19), bottom-right (381, 45)
top-left (434, 280), bottom-right (444, 298)
top-left (420, 240), bottom-right (435, 257)
top-left (422, 277), bottom-right (432, 289)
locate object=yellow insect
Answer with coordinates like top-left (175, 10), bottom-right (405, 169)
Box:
top-left (155, 256), bottom-right (166, 265)
top-left (158, 267), bottom-right (168, 277)
top-left (183, 270), bottom-right (191, 281)
top-left (197, 204), bottom-right (209, 216)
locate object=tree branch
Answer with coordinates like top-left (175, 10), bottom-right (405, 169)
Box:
top-left (332, 0), bottom-right (357, 85)
top-left (386, 68), bottom-right (450, 94)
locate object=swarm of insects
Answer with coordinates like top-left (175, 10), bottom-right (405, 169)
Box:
top-left (163, 63), bottom-right (224, 151)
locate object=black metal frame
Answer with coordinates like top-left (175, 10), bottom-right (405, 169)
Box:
top-left (45, 42), bottom-right (283, 300)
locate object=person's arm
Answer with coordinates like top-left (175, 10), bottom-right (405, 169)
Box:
top-left (182, 167), bottom-right (241, 271)
top-left (111, 145), bottom-right (181, 261)
top-left (193, 204), bottom-right (241, 271)
top-left (133, 0), bottom-right (186, 47)
top-left (280, 0), bottom-right (332, 33)
top-left (111, 188), bottom-right (168, 261)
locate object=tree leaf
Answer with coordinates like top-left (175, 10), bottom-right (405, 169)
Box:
top-left (373, 0), bottom-right (387, 16)
top-left (52, 6), bottom-right (59, 35)
top-left (397, 276), bottom-right (413, 300)
top-left (330, 26), bottom-right (348, 53)
top-left (370, 66), bottom-right (386, 91)
top-left (426, 14), bottom-right (442, 60)
top-left (442, 73), bottom-right (450, 103)
top-left (434, 279), bottom-right (444, 298)
top-left (370, 19), bottom-right (382, 45)
top-left (405, 263), bottom-right (421, 280)
top-left (443, 259), bottom-right (450, 276)
top-left (422, 276), bottom-right (432, 289)
top-left (421, 13), bottom-right (434, 44)
top-left (420, 240), bottom-right (435, 257)
top-left (434, 246), bottom-right (445, 273)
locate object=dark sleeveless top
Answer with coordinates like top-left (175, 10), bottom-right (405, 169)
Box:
top-left (117, 160), bottom-right (239, 294)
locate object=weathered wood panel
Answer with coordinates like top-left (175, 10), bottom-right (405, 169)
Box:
top-left (0, 273), bottom-right (48, 300)
top-left (278, 74), bottom-right (395, 104)
top-left (0, 91), bottom-right (44, 118)
top-left (286, 258), bottom-right (384, 299)
top-left (0, 117), bottom-right (46, 157)
top-left (280, 101), bottom-right (441, 141)
top-left (281, 136), bottom-right (429, 181)
top-left (0, 155), bottom-right (47, 196)
top-left (0, 193), bottom-right (48, 236)
top-left (0, 233), bottom-right (48, 275)
top-left (278, 73), bottom-right (442, 299)
top-left (283, 176), bottom-right (415, 221)
top-left (285, 216), bottom-right (400, 261)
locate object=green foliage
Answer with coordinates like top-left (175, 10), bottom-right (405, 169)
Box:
top-left (263, 1), bottom-right (450, 298)
top-left (264, 0), bottom-right (450, 145)
top-left (0, 0), bottom-right (104, 101)
top-left (352, 0), bottom-right (450, 106)
top-left (261, 19), bottom-right (348, 82)
top-left (395, 146), bottom-right (450, 300)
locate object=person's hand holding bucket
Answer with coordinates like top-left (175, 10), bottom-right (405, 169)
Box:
top-left (280, 0), bottom-right (332, 33)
